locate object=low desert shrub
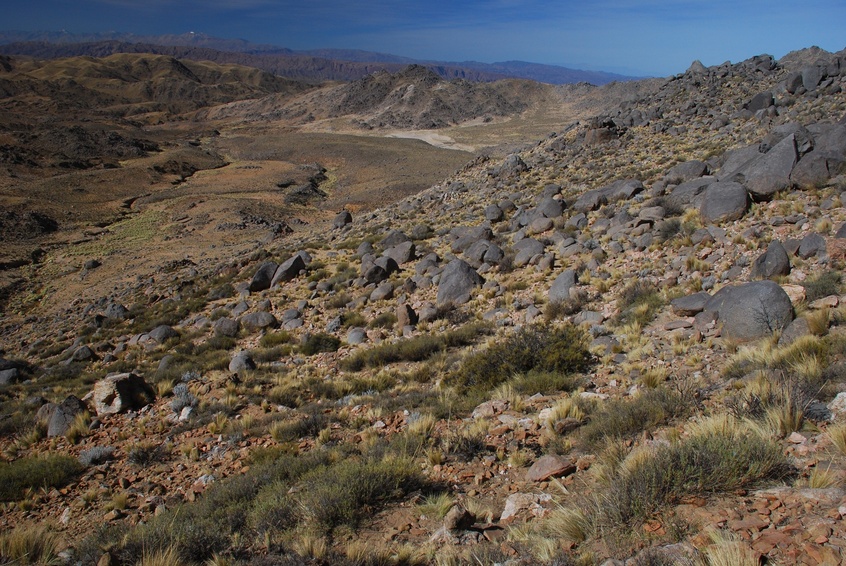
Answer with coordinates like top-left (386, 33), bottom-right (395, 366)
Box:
top-left (613, 280), bottom-right (664, 327)
top-left (341, 322), bottom-right (491, 371)
top-left (295, 455), bottom-right (421, 533)
top-left (803, 270), bottom-right (841, 302)
top-left (0, 454), bottom-right (83, 501)
top-left (300, 333), bottom-right (341, 355)
top-left (580, 386), bottom-right (691, 447)
top-left (450, 323), bottom-right (592, 391)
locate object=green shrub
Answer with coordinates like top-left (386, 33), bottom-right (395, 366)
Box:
top-left (0, 454), bottom-right (83, 502)
top-left (294, 456), bottom-right (421, 533)
top-left (580, 386), bottom-right (691, 446)
top-left (341, 311), bottom-right (367, 328)
top-left (450, 323), bottom-right (592, 391)
top-left (301, 333), bottom-right (341, 355)
top-left (369, 311), bottom-right (397, 329)
top-left (613, 280), bottom-right (664, 326)
top-left (804, 270), bottom-right (841, 302)
top-left (341, 323), bottom-right (491, 372)
top-left (259, 331), bottom-right (292, 348)
top-left (511, 369), bottom-right (584, 396)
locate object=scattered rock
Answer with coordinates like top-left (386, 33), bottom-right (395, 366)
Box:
top-left (526, 455), bottom-right (577, 482)
top-left (436, 259), bottom-right (483, 306)
top-left (92, 373), bottom-right (156, 416)
top-left (703, 281), bottom-right (794, 341)
top-left (751, 240), bottom-right (791, 279)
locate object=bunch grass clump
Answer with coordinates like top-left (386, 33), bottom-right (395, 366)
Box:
top-left (451, 323), bottom-right (592, 392)
top-left (596, 414), bottom-right (790, 526)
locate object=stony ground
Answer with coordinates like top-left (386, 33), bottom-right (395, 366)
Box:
top-left (2, 48), bottom-right (846, 566)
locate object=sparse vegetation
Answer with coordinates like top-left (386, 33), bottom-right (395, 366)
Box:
top-left (0, 454), bottom-right (83, 502)
top-left (451, 323), bottom-right (592, 391)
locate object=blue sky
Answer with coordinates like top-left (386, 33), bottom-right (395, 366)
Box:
top-left (4, 0), bottom-right (845, 76)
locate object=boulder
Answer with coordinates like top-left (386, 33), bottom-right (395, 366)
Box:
top-left (729, 135), bottom-right (798, 200)
top-left (44, 396), bottom-right (89, 437)
top-left (798, 233), bottom-right (827, 259)
top-left (484, 204), bottom-right (504, 222)
top-left (699, 182), bottom-right (748, 223)
top-left (549, 269), bottom-right (578, 304)
top-left (513, 238), bottom-right (545, 267)
top-left (0, 367), bottom-right (20, 385)
top-left (751, 241), bottom-right (791, 279)
top-left (746, 91), bottom-right (774, 112)
top-left (346, 327), bottom-right (367, 345)
top-left (229, 351), bottom-right (256, 373)
top-left (383, 241), bottom-right (416, 265)
top-left (526, 455), bottom-right (577, 482)
top-left (270, 254), bottom-right (306, 287)
top-left (536, 197), bottom-right (564, 219)
top-left (437, 259), bottom-right (484, 306)
top-left (103, 302), bottom-right (129, 320)
top-left (370, 282), bottom-right (394, 302)
top-left (240, 311), bottom-right (279, 332)
top-left (573, 179), bottom-right (643, 212)
top-left (802, 65), bottom-right (825, 91)
top-left (248, 261), bottom-right (278, 293)
top-left (148, 325), bottom-right (178, 343)
top-left (92, 373), bottom-right (156, 416)
top-left (332, 210), bottom-right (352, 229)
top-left (665, 177), bottom-right (714, 210)
top-left (665, 160), bottom-right (708, 184)
top-left (397, 303), bottom-right (419, 328)
top-left (213, 317), bottom-right (240, 337)
top-left (670, 292), bottom-right (711, 316)
top-left (703, 281), bottom-right (794, 341)
top-left (380, 230), bottom-right (411, 248)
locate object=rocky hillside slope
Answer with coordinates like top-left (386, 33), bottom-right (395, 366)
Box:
top-left (1, 46), bottom-right (846, 565)
top-left (201, 65), bottom-right (546, 130)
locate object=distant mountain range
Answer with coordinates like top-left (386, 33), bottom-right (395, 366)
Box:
top-left (0, 30), bottom-right (643, 85)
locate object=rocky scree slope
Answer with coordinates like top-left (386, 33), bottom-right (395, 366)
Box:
top-left (2, 47), bottom-right (846, 565)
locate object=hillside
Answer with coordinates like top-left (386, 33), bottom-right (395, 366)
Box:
top-left (1, 45), bottom-right (846, 565)
top-left (0, 32), bottom-right (639, 85)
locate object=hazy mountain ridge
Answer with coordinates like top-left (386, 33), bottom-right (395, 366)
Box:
top-left (0, 30), bottom-right (640, 85)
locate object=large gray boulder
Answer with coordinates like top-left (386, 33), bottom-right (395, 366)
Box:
top-left (148, 325), bottom-right (178, 343)
top-left (665, 177), bottom-right (714, 210)
top-left (229, 351), bottom-right (257, 373)
top-left (699, 182), bottom-right (748, 223)
top-left (727, 135), bottom-right (798, 200)
top-left (249, 261), bottom-right (278, 293)
top-left (41, 396), bottom-right (89, 438)
top-left (437, 259), bottom-right (484, 306)
top-left (751, 241), bottom-right (791, 279)
top-left (703, 281), bottom-right (794, 341)
top-left (798, 233), bottom-right (827, 259)
top-left (240, 311), bottom-right (279, 332)
top-left (665, 160), bottom-right (708, 184)
top-left (383, 241), bottom-right (416, 265)
top-left (333, 210), bottom-right (352, 229)
top-left (270, 254), bottom-right (306, 287)
top-left (549, 269), bottom-right (578, 304)
top-left (92, 373), bottom-right (156, 416)
top-left (103, 302), bottom-right (129, 320)
top-left (513, 238), bottom-right (545, 267)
